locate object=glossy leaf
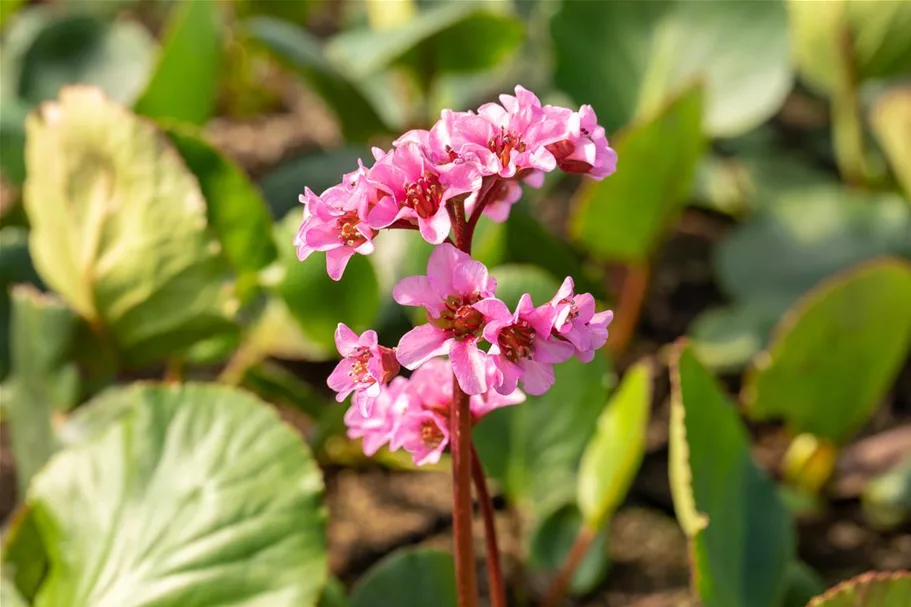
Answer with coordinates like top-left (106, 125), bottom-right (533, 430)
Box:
top-left (669, 342), bottom-right (794, 607)
top-left (3, 287), bottom-right (79, 493)
top-left (16, 15), bottom-right (155, 105)
top-left (807, 571), bottom-right (911, 607)
top-left (0, 97), bottom-right (29, 184)
top-left (258, 147), bottom-right (369, 219)
top-left (274, 213), bottom-right (380, 351)
top-left (163, 124), bottom-right (277, 284)
top-left (871, 85), bottom-right (911, 199)
top-left (326, 3), bottom-right (523, 84)
top-left (742, 260), bottom-right (911, 444)
top-left (349, 549), bottom-right (456, 607)
top-left (24, 87), bottom-right (236, 366)
top-left (529, 504), bottom-right (610, 596)
top-left (25, 383), bottom-right (327, 607)
top-left (245, 17), bottom-right (388, 141)
top-left (788, 0), bottom-right (911, 96)
top-left (570, 84), bottom-right (705, 262)
top-left (578, 360), bottom-right (652, 528)
top-left (552, 0), bottom-right (791, 136)
top-left (0, 226), bottom-right (41, 380)
top-left (134, 0), bottom-right (222, 125)
top-left (474, 352), bottom-right (613, 517)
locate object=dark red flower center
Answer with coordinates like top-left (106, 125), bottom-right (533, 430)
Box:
top-left (337, 211), bottom-right (367, 247)
top-left (420, 420), bottom-right (444, 448)
top-left (405, 172), bottom-right (443, 219)
top-left (498, 320), bottom-right (536, 363)
top-left (546, 139), bottom-right (592, 174)
top-left (348, 346), bottom-right (373, 384)
top-left (434, 294), bottom-right (484, 339)
top-left (488, 127), bottom-right (526, 168)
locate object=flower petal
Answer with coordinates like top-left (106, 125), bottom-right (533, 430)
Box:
top-left (450, 339), bottom-right (488, 395)
top-left (334, 323), bottom-right (360, 355)
top-left (396, 324), bottom-right (452, 369)
top-left (326, 247), bottom-right (355, 281)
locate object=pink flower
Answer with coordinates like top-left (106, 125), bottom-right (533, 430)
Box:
top-left (465, 178), bottom-right (523, 223)
top-left (475, 86), bottom-right (570, 178)
top-left (398, 408), bottom-right (450, 466)
top-left (470, 359), bottom-right (526, 418)
top-left (393, 244), bottom-right (497, 395)
top-left (327, 323), bottom-right (400, 415)
top-left (550, 278), bottom-right (614, 362)
top-left (367, 142), bottom-right (481, 244)
top-left (345, 376), bottom-right (413, 456)
top-left (294, 184), bottom-right (375, 281)
top-left (545, 105), bottom-right (617, 180)
top-left (477, 294), bottom-right (575, 396)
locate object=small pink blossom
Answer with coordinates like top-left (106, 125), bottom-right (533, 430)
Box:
top-left (393, 244), bottom-right (497, 395)
top-left (398, 408), bottom-right (450, 466)
top-left (550, 278), bottom-right (614, 362)
top-left (367, 142), bottom-right (481, 244)
top-left (546, 105), bottom-right (617, 180)
top-left (344, 376), bottom-right (413, 456)
top-left (294, 185), bottom-right (375, 281)
top-left (477, 294), bottom-right (574, 396)
top-left (327, 323), bottom-right (400, 415)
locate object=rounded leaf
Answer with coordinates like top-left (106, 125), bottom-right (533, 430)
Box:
top-left (26, 383), bottom-right (327, 607)
top-left (349, 548), bottom-right (456, 607)
top-left (807, 571), bottom-right (911, 607)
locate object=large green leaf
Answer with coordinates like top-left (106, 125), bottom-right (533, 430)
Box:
top-left (245, 17), bottom-right (389, 141)
top-left (134, 0), bottom-right (223, 125)
top-left (570, 84), bottom-right (705, 262)
top-left (807, 572), bottom-right (911, 607)
top-left (0, 226), bottom-right (41, 379)
top-left (577, 360), bottom-right (652, 529)
top-left (669, 342), bottom-right (794, 607)
top-left (474, 352), bottom-right (613, 517)
top-left (274, 213), bottom-right (380, 351)
top-left (1, 578), bottom-right (28, 607)
top-left (349, 549), bottom-right (456, 607)
top-left (0, 97), bottom-right (29, 184)
top-left (3, 287), bottom-right (79, 494)
top-left (24, 383), bottom-right (327, 607)
top-left (552, 0), bottom-right (792, 137)
top-left (326, 3), bottom-right (523, 85)
top-left (490, 264), bottom-right (560, 310)
top-left (24, 87), bottom-right (236, 365)
top-left (163, 124), bottom-right (277, 286)
top-left (788, 0), bottom-right (911, 97)
top-left (16, 15), bottom-right (155, 106)
top-left (871, 85), bottom-right (911, 199)
top-left (742, 260), bottom-right (911, 444)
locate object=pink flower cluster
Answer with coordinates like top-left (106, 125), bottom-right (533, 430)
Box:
top-left (304, 86), bottom-right (617, 465)
top-left (328, 245), bottom-right (612, 465)
top-left (294, 86), bottom-right (617, 280)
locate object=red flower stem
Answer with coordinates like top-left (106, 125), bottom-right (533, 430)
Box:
top-left (541, 524), bottom-right (598, 607)
top-left (471, 445), bottom-right (507, 607)
top-left (450, 200), bottom-right (479, 607)
top-left (464, 176), bottom-right (498, 243)
top-left (606, 261), bottom-right (650, 357)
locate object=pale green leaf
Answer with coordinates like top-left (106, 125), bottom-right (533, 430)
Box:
top-left (349, 549), bottom-right (456, 607)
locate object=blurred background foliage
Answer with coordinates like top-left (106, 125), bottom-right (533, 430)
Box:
top-left (0, 0), bottom-right (910, 606)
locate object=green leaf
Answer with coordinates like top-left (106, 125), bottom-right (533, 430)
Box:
top-left (326, 3), bottom-right (523, 85)
top-left (318, 577), bottom-right (349, 607)
top-left (528, 504), bottom-right (610, 596)
top-left (788, 0), bottom-right (911, 97)
top-left (490, 264), bottom-right (560, 310)
top-left (162, 123), bottom-right (277, 286)
top-left (570, 84), bottom-right (706, 262)
top-left (274, 212), bottom-right (380, 351)
top-left (474, 352), bottom-right (613, 517)
top-left (552, 0), bottom-right (792, 137)
top-left (862, 454), bottom-right (911, 531)
top-left (16, 15), bottom-right (155, 106)
top-left (871, 85), bottom-right (911, 199)
top-left (807, 572), bottom-right (911, 607)
top-left (669, 341), bottom-right (795, 607)
top-left (245, 17), bottom-right (388, 141)
top-left (689, 303), bottom-right (777, 372)
top-left (742, 260), bottom-right (911, 444)
top-left (782, 561), bottom-right (827, 607)
top-left (577, 360), bottom-right (652, 528)
top-left (134, 0), bottom-right (222, 125)
top-left (349, 548), bottom-right (456, 607)
top-left (2, 506), bottom-right (48, 601)
top-left (1, 578), bottom-right (28, 607)
top-left (4, 287), bottom-right (79, 494)
top-left (258, 147), bottom-right (368, 219)
top-left (25, 383), bottom-right (327, 607)
top-left (0, 97), bottom-right (29, 184)
top-left (0, 0), bottom-right (24, 28)
top-left (24, 87), bottom-right (236, 366)
top-left (0, 226), bottom-right (42, 380)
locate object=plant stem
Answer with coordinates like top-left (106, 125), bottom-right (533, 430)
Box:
top-left (541, 524), bottom-right (598, 607)
top-left (451, 378), bottom-right (479, 607)
top-left (471, 445), bottom-right (507, 607)
top-left (606, 262), bottom-right (650, 357)
top-left (832, 24), bottom-right (869, 187)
